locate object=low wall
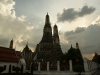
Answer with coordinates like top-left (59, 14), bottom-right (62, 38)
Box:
top-left (83, 57), bottom-right (99, 75)
top-left (0, 62), bottom-right (18, 73)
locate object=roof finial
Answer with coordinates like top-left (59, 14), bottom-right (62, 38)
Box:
top-left (45, 12), bottom-right (50, 24)
top-left (47, 12), bottom-right (48, 15)
top-left (27, 42), bottom-right (28, 46)
top-left (70, 41), bottom-right (73, 49)
top-left (70, 41), bottom-right (71, 44)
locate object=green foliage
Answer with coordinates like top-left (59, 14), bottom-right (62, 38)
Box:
top-left (67, 48), bottom-right (82, 60)
top-left (12, 66), bottom-right (20, 73)
top-left (0, 65), bottom-right (6, 73)
top-left (9, 64), bottom-right (11, 73)
top-left (20, 65), bottom-right (23, 73)
top-left (73, 65), bottom-right (84, 73)
top-left (67, 48), bottom-right (83, 66)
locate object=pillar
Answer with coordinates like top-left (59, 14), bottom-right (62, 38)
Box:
top-left (57, 61), bottom-right (60, 71)
top-left (38, 62), bottom-right (40, 71)
top-left (47, 62), bottom-right (49, 71)
top-left (83, 57), bottom-right (89, 71)
top-left (69, 60), bottom-right (73, 71)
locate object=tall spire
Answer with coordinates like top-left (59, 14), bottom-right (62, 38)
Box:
top-left (76, 42), bottom-right (79, 49)
top-left (70, 44), bottom-right (73, 49)
top-left (45, 12), bottom-right (50, 24)
top-left (53, 24), bottom-right (58, 35)
top-left (40, 12), bottom-right (53, 43)
top-left (26, 42), bottom-right (28, 48)
top-left (27, 42), bottom-right (28, 46)
top-left (53, 24), bottom-right (60, 44)
top-left (9, 39), bottom-right (13, 49)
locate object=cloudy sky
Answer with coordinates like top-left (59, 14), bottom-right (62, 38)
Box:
top-left (0, 0), bottom-right (100, 60)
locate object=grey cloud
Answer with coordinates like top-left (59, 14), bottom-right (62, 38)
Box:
top-left (65, 31), bottom-right (74, 36)
top-left (15, 21), bottom-right (44, 51)
top-left (57, 8), bottom-right (78, 22)
top-left (57, 5), bottom-right (96, 22)
top-left (75, 27), bottom-right (86, 33)
top-left (60, 42), bottom-right (70, 53)
top-left (65, 27), bottom-right (85, 36)
top-left (67, 36), bottom-right (76, 40)
top-left (63, 24), bottom-right (100, 54)
top-left (14, 0), bottom-right (52, 18)
top-left (79, 5), bottom-right (96, 16)
top-left (0, 0), bottom-right (44, 51)
top-left (0, 35), bottom-right (10, 47)
top-left (82, 45), bottom-right (95, 50)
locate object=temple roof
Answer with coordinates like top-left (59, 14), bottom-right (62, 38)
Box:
top-left (0, 46), bottom-right (19, 63)
top-left (92, 52), bottom-right (99, 62)
top-left (54, 24), bottom-right (57, 27)
top-left (23, 44), bottom-right (32, 52)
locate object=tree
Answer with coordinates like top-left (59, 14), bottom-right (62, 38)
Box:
top-left (66, 47), bottom-right (84, 67)
top-left (8, 64), bottom-right (11, 73)
top-left (73, 65), bottom-right (84, 75)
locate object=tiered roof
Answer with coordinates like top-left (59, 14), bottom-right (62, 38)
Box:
top-left (0, 46), bottom-right (21, 63)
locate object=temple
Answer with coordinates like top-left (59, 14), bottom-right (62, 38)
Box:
top-left (21, 43), bottom-right (33, 69)
top-left (34, 13), bottom-right (62, 61)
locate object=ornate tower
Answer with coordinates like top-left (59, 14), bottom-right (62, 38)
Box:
top-left (9, 39), bottom-right (13, 49)
top-left (40, 13), bottom-right (53, 43)
top-left (34, 13), bottom-right (62, 61)
top-left (53, 24), bottom-right (60, 44)
top-left (22, 43), bottom-right (32, 69)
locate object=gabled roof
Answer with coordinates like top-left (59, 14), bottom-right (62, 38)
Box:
top-left (22, 44), bottom-right (32, 52)
top-left (92, 52), bottom-right (99, 62)
top-left (0, 46), bottom-right (19, 63)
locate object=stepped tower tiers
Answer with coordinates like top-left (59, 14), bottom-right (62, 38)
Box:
top-left (9, 39), bottom-right (13, 49)
top-left (40, 12), bottom-right (53, 43)
top-left (34, 13), bottom-right (62, 61)
top-left (53, 24), bottom-right (60, 44)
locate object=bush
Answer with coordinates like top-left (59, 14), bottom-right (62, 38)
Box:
top-left (12, 66), bottom-right (20, 73)
top-left (0, 65), bottom-right (6, 73)
top-left (73, 65), bottom-right (84, 75)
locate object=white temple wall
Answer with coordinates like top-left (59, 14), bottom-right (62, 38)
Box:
top-left (83, 57), bottom-right (99, 75)
top-left (0, 62), bottom-right (18, 73)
